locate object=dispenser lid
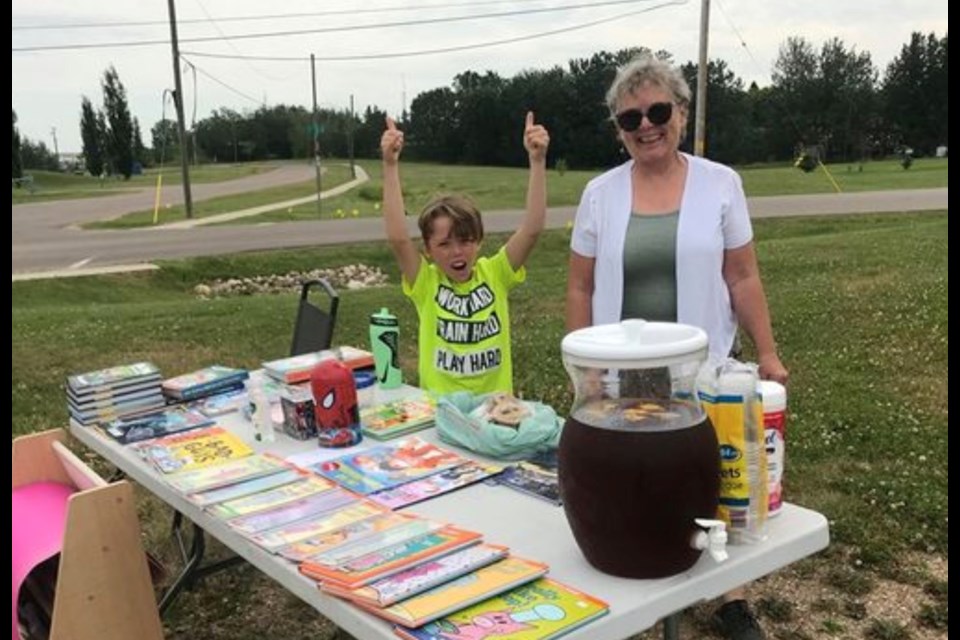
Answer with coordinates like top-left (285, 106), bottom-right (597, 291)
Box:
top-left (562, 319), bottom-right (708, 368)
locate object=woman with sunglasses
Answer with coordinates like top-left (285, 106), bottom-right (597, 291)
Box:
top-left (565, 53), bottom-right (787, 640)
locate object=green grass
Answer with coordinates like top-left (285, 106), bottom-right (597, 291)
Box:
top-left (86, 164), bottom-right (355, 229)
top-left (11, 211), bottom-right (948, 638)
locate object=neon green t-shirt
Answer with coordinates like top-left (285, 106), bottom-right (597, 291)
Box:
top-left (402, 247), bottom-right (526, 395)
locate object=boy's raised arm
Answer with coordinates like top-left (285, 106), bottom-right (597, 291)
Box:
top-left (505, 111), bottom-right (550, 271)
top-left (381, 116), bottom-right (421, 285)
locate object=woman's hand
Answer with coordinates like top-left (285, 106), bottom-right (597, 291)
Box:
top-left (758, 353), bottom-right (789, 385)
top-left (523, 111), bottom-right (549, 163)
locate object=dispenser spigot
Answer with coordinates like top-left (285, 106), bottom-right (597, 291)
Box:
top-left (692, 518), bottom-right (729, 562)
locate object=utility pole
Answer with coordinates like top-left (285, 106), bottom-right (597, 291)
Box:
top-left (348, 94), bottom-right (356, 179)
top-left (166, 0), bottom-right (194, 218)
top-left (693, 0), bottom-right (710, 157)
top-left (310, 53), bottom-right (322, 217)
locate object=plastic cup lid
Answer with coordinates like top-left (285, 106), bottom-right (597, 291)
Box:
top-left (561, 319), bottom-right (708, 368)
top-left (352, 370), bottom-right (376, 389)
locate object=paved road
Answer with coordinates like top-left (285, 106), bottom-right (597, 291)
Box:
top-left (12, 163), bottom-right (315, 239)
top-left (11, 177), bottom-right (947, 278)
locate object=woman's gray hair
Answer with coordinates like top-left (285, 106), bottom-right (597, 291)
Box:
top-left (605, 53), bottom-right (692, 115)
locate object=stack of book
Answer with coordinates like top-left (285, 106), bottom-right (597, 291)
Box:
top-left (262, 346), bottom-right (375, 384)
top-left (66, 362), bottom-right (165, 426)
top-left (161, 365), bottom-right (249, 402)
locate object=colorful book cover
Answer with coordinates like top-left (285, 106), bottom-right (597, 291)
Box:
top-left (361, 397), bottom-right (437, 440)
top-left (166, 454), bottom-right (288, 494)
top-left (133, 426), bottom-right (253, 474)
top-left (370, 461), bottom-right (504, 510)
top-left (307, 518), bottom-right (448, 568)
top-left (312, 436), bottom-right (469, 495)
top-left (227, 488), bottom-right (359, 535)
top-left (191, 387), bottom-right (249, 417)
top-left (276, 512), bottom-right (420, 563)
top-left (393, 577), bottom-right (610, 640)
top-left (188, 468), bottom-right (306, 507)
top-left (322, 543), bottom-right (510, 607)
top-left (207, 475), bottom-right (337, 520)
top-left (495, 462), bottom-right (562, 506)
top-left (299, 525), bottom-right (482, 588)
top-left (249, 501), bottom-right (387, 551)
top-left (103, 407), bottom-right (215, 445)
top-left (161, 365), bottom-right (249, 400)
top-left (67, 361), bottom-right (161, 394)
top-left (356, 555), bottom-right (548, 628)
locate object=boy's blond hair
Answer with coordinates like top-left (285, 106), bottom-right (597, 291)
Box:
top-left (417, 194), bottom-right (485, 244)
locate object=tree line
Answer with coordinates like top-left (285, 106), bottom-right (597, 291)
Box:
top-left (11, 31), bottom-right (947, 180)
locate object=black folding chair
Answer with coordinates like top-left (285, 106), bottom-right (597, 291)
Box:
top-left (290, 279), bottom-right (340, 357)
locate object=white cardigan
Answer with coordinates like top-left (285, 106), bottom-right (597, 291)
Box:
top-left (570, 154), bottom-right (753, 361)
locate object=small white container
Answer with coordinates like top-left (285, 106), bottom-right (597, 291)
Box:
top-left (759, 380), bottom-right (787, 517)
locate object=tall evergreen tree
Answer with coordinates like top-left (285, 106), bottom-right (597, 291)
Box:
top-left (12, 109), bottom-right (22, 180)
top-left (131, 117), bottom-right (147, 168)
top-left (101, 65), bottom-right (135, 178)
top-left (80, 96), bottom-right (106, 177)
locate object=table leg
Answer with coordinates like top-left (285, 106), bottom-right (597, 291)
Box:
top-left (159, 519), bottom-right (246, 615)
top-left (662, 613), bottom-right (681, 640)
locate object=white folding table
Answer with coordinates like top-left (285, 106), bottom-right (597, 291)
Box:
top-left (69, 384), bottom-right (828, 640)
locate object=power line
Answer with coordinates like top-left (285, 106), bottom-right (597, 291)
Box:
top-left (11, 0), bottom-right (554, 31)
top-left (13, 0), bottom-right (678, 52)
top-left (182, 56), bottom-right (263, 105)
top-left (181, 2), bottom-right (688, 63)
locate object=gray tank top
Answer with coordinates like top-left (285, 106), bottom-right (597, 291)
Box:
top-left (621, 211), bottom-right (679, 322)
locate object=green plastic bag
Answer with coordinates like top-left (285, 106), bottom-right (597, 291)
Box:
top-left (435, 392), bottom-right (562, 461)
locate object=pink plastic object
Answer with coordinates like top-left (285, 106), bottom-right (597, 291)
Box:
top-left (12, 482), bottom-right (75, 640)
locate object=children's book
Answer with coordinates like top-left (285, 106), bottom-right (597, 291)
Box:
top-left (495, 462), bottom-right (562, 506)
top-left (207, 475), bottom-right (337, 520)
top-left (161, 365), bottom-right (249, 401)
top-left (262, 346), bottom-right (375, 384)
top-left (249, 501), bottom-right (387, 552)
top-left (369, 460), bottom-right (504, 510)
top-left (165, 454), bottom-right (288, 494)
top-left (66, 362), bottom-right (161, 395)
top-left (355, 555), bottom-right (549, 628)
top-left (361, 397), bottom-right (437, 440)
top-left (276, 512), bottom-right (420, 563)
top-left (188, 468), bottom-right (306, 507)
top-left (227, 488), bottom-right (359, 535)
top-left (299, 525), bottom-right (482, 588)
top-left (103, 407), bottom-right (215, 445)
top-left (191, 387), bottom-right (249, 417)
top-left (312, 436), bottom-right (469, 495)
top-left (321, 543), bottom-right (510, 607)
top-left (305, 518), bottom-right (448, 568)
top-left (132, 426), bottom-right (253, 474)
top-left (393, 577), bottom-right (610, 640)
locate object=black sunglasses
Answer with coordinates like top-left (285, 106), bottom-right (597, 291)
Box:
top-left (615, 102), bottom-right (673, 131)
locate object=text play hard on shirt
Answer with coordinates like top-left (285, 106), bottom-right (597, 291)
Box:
top-left (403, 247), bottom-right (525, 395)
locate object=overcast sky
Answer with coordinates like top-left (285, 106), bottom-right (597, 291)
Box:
top-left (12, 0), bottom-right (948, 153)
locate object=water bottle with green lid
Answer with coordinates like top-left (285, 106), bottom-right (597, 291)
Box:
top-left (369, 307), bottom-right (402, 389)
